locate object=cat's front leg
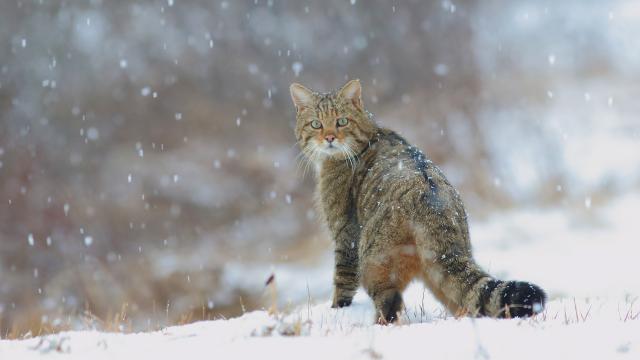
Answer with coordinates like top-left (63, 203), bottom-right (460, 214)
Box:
top-left (331, 224), bottom-right (360, 308)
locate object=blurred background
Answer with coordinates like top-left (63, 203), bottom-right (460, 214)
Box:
top-left (1, 0), bottom-right (639, 336)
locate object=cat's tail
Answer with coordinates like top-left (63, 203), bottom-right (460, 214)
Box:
top-left (423, 263), bottom-right (547, 318)
top-left (471, 278), bottom-right (547, 318)
top-left (416, 237), bottom-right (546, 318)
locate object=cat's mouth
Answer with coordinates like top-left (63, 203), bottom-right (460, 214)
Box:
top-left (324, 142), bottom-right (342, 152)
top-left (315, 142), bottom-right (340, 156)
top-left (311, 140), bottom-right (351, 159)
top-left (323, 147), bottom-right (337, 154)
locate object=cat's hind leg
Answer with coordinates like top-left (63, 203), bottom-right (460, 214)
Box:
top-left (359, 208), bottom-right (421, 324)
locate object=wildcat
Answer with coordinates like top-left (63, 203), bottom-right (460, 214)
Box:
top-left (290, 79), bottom-right (546, 323)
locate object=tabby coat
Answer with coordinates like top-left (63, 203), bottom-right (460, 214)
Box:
top-left (290, 80), bottom-right (546, 323)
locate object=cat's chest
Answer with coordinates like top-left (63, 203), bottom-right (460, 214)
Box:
top-left (316, 162), bottom-right (355, 224)
top-left (319, 170), bottom-right (351, 194)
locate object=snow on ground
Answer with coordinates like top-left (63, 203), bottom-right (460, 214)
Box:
top-left (2, 192), bottom-right (639, 359)
top-left (1, 295), bottom-right (638, 359)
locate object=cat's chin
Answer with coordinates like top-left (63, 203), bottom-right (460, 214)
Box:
top-left (321, 146), bottom-right (340, 154)
top-left (319, 145), bottom-right (346, 158)
top-left (319, 152), bottom-right (353, 163)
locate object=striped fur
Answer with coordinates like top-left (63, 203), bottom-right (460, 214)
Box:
top-left (290, 80), bottom-right (546, 323)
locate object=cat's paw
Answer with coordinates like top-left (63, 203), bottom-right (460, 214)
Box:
top-left (331, 298), bottom-right (352, 308)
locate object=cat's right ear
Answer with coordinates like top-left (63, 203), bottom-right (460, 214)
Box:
top-left (290, 83), bottom-right (314, 111)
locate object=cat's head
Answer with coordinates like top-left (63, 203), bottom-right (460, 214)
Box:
top-left (289, 79), bottom-right (376, 163)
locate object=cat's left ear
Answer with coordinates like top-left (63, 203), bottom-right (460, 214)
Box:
top-left (290, 83), bottom-right (314, 111)
top-left (338, 79), bottom-right (363, 110)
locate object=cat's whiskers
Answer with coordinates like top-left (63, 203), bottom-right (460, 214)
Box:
top-left (294, 149), bottom-right (308, 174)
top-left (299, 143), bottom-right (324, 178)
top-left (339, 143), bottom-right (354, 170)
top-left (300, 150), bottom-right (314, 178)
top-left (295, 138), bottom-right (359, 177)
top-left (339, 141), bottom-right (359, 172)
top-left (295, 143), bottom-right (316, 179)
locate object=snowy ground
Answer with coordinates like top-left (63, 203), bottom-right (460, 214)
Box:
top-left (1, 295), bottom-right (638, 360)
top-left (1, 192), bottom-right (639, 359)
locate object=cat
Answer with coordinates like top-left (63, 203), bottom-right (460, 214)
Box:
top-left (290, 79), bottom-right (546, 323)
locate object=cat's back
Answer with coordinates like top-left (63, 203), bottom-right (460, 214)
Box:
top-left (354, 129), bottom-right (460, 223)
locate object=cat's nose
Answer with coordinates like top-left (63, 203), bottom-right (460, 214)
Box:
top-left (325, 134), bottom-right (336, 143)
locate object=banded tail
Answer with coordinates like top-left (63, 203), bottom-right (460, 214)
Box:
top-left (416, 233), bottom-right (547, 318)
top-left (475, 279), bottom-right (547, 318)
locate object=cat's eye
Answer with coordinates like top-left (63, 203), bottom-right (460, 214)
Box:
top-left (310, 120), bottom-right (322, 129)
top-left (337, 117), bottom-right (349, 127)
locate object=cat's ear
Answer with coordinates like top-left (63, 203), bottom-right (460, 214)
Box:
top-left (338, 79), bottom-right (363, 110)
top-left (290, 83), bottom-right (314, 111)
